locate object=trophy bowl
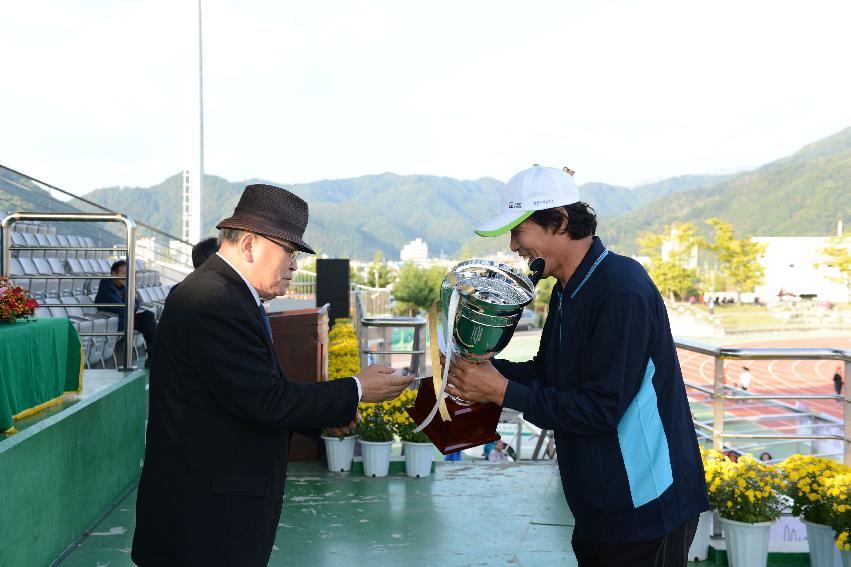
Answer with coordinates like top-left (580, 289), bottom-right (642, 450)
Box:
top-left (408, 258), bottom-right (543, 454)
top-left (440, 259), bottom-right (535, 365)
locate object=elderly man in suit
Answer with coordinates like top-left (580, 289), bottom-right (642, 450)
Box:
top-left (131, 184), bottom-right (412, 567)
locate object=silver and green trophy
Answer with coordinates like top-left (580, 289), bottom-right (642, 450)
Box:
top-left (408, 258), bottom-right (545, 454)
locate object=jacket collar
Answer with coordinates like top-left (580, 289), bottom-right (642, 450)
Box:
top-left (561, 236), bottom-right (607, 299)
top-left (204, 253), bottom-right (259, 309)
top-left (215, 252), bottom-right (261, 306)
top-left (204, 253), bottom-right (282, 370)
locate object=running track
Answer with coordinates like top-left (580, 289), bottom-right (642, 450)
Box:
top-left (678, 336), bottom-right (851, 424)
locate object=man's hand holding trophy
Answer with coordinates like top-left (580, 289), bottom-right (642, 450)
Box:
top-left (407, 258), bottom-right (545, 454)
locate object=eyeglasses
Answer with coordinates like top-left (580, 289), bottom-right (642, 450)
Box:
top-left (256, 233), bottom-right (302, 261)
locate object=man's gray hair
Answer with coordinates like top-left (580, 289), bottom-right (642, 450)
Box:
top-left (217, 228), bottom-right (247, 246)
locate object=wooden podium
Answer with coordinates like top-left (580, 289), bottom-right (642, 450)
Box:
top-left (268, 305), bottom-right (329, 460)
top-left (407, 376), bottom-right (501, 455)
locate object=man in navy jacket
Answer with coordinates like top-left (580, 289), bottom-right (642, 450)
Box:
top-left (94, 259), bottom-right (158, 362)
top-left (448, 166), bottom-right (708, 566)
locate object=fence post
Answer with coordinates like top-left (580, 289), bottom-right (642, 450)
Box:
top-left (845, 359), bottom-right (851, 466)
top-left (713, 355), bottom-right (725, 452)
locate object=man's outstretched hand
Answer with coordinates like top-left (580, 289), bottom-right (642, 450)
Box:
top-left (324, 412), bottom-right (362, 438)
top-left (357, 365), bottom-right (413, 402)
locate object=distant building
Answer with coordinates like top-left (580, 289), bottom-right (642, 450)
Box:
top-left (661, 228), bottom-right (699, 269)
top-left (753, 235), bottom-right (849, 303)
top-left (400, 238), bottom-right (428, 265)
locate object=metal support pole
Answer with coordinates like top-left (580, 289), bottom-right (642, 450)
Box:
top-left (845, 360), bottom-right (851, 465)
top-left (713, 356), bottom-right (725, 451)
top-left (123, 216), bottom-right (137, 370)
top-left (1, 222), bottom-right (9, 277)
top-left (516, 417), bottom-right (523, 461)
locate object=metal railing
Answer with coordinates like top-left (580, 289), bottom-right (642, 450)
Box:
top-left (351, 284), bottom-right (391, 318)
top-left (2, 212), bottom-right (138, 369)
top-left (677, 338), bottom-right (851, 464)
top-left (0, 164), bottom-right (194, 284)
top-left (286, 269), bottom-right (316, 299)
top-left (354, 289), bottom-right (426, 375)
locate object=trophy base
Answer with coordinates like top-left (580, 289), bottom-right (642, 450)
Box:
top-left (407, 376), bottom-right (501, 455)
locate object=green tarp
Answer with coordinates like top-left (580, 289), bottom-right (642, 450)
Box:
top-left (0, 317), bottom-right (83, 431)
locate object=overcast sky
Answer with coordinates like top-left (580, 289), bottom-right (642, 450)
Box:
top-left (2, 1), bottom-right (850, 195)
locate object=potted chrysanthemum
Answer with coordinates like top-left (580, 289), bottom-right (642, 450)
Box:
top-left (779, 454), bottom-right (850, 567)
top-left (321, 319), bottom-right (360, 472)
top-left (823, 473), bottom-right (851, 566)
top-left (393, 389), bottom-right (434, 478)
top-left (706, 452), bottom-right (788, 567)
top-left (355, 401), bottom-right (396, 477)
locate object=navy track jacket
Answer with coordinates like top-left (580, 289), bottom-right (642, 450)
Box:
top-left (498, 237), bottom-right (708, 543)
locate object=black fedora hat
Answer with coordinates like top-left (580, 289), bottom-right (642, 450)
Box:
top-left (216, 184), bottom-right (315, 254)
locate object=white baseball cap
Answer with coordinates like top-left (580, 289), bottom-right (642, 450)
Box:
top-left (475, 165), bottom-right (581, 237)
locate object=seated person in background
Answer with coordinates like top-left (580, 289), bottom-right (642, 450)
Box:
top-left (95, 259), bottom-right (157, 363)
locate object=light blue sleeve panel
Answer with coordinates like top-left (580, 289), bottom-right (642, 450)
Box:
top-left (616, 357), bottom-right (674, 508)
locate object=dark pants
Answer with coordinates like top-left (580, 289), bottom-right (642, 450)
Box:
top-left (135, 309), bottom-right (157, 350)
top-left (572, 515), bottom-right (700, 567)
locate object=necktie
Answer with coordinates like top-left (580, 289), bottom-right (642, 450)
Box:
top-left (259, 304), bottom-right (273, 342)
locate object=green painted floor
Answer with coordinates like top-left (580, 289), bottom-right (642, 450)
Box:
top-left (52, 459), bottom-right (815, 567)
top-left (56, 460), bottom-right (573, 566)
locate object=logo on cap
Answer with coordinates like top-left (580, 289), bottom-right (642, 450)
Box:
top-left (507, 201), bottom-right (523, 209)
top-left (532, 199), bottom-right (555, 207)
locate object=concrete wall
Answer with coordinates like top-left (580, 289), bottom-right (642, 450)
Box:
top-left (0, 371), bottom-right (146, 567)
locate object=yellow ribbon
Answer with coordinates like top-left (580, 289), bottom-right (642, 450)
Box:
top-left (427, 300), bottom-right (451, 422)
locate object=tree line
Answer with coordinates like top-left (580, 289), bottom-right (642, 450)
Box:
top-left (344, 219), bottom-right (851, 319)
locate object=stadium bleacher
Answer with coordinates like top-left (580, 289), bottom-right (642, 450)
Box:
top-left (4, 219), bottom-right (171, 368)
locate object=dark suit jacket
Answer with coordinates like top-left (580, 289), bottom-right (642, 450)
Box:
top-left (131, 254), bottom-right (358, 566)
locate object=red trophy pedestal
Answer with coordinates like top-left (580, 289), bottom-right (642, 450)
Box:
top-left (407, 376), bottom-right (501, 455)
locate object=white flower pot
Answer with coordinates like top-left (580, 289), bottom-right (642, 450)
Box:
top-left (687, 510), bottom-right (713, 561)
top-left (720, 517), bottom-right (772, 567)
top-left (321, 435), bottom-right (356, 472)
top-left (403, 441), bottom-right (434, 478)
top-left (359, 439), bottom-right (393, 477)
top-left (803, 519), bottom-right (843, 567)
top-left (841, 550), bottom-right (851, 567)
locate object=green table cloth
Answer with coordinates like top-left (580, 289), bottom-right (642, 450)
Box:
top-left (0, 317), bottom-right (83, 432)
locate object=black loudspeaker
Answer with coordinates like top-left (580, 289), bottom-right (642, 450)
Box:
top-left (316, 259), bottom-right (350, 326)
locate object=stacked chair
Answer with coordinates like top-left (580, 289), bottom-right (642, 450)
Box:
top-left (6, 224), bottom-right (173, 368)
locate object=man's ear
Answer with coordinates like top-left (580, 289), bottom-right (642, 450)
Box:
top-left (552, 209), bottom-right (570, 235)
top-left (237, 231), bottom-right (256, 262)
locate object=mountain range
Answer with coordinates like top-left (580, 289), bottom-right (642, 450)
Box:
top-left (4, 128), bottom-right (850, 260)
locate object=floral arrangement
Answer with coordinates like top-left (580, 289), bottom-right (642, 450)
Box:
top-left (702, 448), bottom-right (788, 523)
top-left (391, 389), bottom-right (430, 443)
top-left (323, 318), bottom-right (361, 438)
top-left (778, 454), bottom-right (850, 525)
top-left (327, 318), bottom-right (360, 380)
top-left (0, 275), bottom-right (38, 323)
top-left (355, 388), bottom-right (431, 444)
top-left (324, 318), bottom-right (430, 444)
top-left (823, 473), bottom-right (851, 550)
top-left (356, 400), bottom-right (398, 442)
